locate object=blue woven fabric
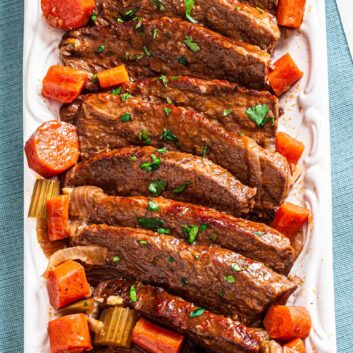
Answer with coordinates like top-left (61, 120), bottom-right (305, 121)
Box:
top-left (0, 0), bottom-right (352, 352)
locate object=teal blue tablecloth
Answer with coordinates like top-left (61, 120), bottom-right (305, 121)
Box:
top-left (0, 0), bottom-right (352, 351)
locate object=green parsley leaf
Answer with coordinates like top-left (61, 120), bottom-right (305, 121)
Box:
top-left (173, 181), bottom-right (191, 193)
top-left (143, 45), bottom-right (152, 57)
top-left (230, 263), bottom-right (243, 272)
top-left (96, 44), bottom-right (105, 53)
top-left (147, 200), bottom-right (160, 211)
top-left (121, 113), bottom-right (132, 122)
top-left (90, 12), bottom-right (97, 22)
top-left (168, 256), bottom-right (175, 263)
top-left (180, 277), bottom-right (188, 285)
top-left (121, 93), bottom-right (132, 101)
top-left (190, 307), bottom-right (205, 317)
top-left (224, 275), bottom-right (236, 284)
top-left (152, 28), bottom-right (158, 39)
top-left (238, 131), bottom-right (244, 136)
top-left (83, 301), bottom-right (89, 307)
top-left (164, 106), bottom-right (171, 116)
top-left (170, 76), bottom-right (180, 81)
top-left (112, 255), bottom-right (121, 263)
top-left (223, 109), bottom-right (233, 116)
top-left (139, 130), bottom-right (151, 145)
top-left (202, 146), bottom-right (207, 159)
top-left (178, 56), bottom-right (188, 66)
top-left (246, 104), bottom-right (272, 127)
top-left (151, 0), bottom-right (164, 11)
top-left (183, 36), bottom-right (200, 52)
top-left (117, 17), bottom-right (124, 23)
top-left (234, 5), bottom-right (241, 10)
top-left (159, 75), bottom-right (168, 86)
top-left (233, 84), bottom-right (238, 91)
top-left (200, 224), bottom-right (207, 231)
top-left (130, 285), bottom-right (138, 302)
top-left (182, 224), bottom-right (199, 244)
top-left (136, 53), bottom-right (144, 60)
top-left (209, 232), bottom-right (218, 242)
top-left (156, 147), bottom-right (168, 154)
top-left (140, 153), bottom-right (161, 172)
top-left (111, 87), bottom-right (122, 95)
top-left (134, 17), bottom-right (143, 29)
top-left (185, 0), bottom-right (198, 24)
top-left (129, 155), bottom-right (138, 161)
top-left (148, 179), bottom-right (167, 196)
top-left (137, 239), bottom-right (148, 245)
top-left (161, 128), bottom-right (178, 142)
top-left (253, 231), bottom-right (263, 237)
top-left (92, 74), bottom-right (98, 83)
top-left (138, 217), bottom-right (164, 229)
top-left (166, 96), bottom-right (173, 104)
top-left (157, 227), bottom-right (171, 234)
top-left (124, 8), bottom-right (138, 19)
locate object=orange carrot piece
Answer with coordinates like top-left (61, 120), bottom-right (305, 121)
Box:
top-left (25, 121), bottom-right (79, 178)
top-left (47, 260), bottom-right (91, 309)
top-left (42, 65), bottom-right (88, 103)
top-left (47, 195), bottom-right (70, 241)
top-left (48, 314), bottom-right (92, 353)
top-left (277, 0), bottom-right (306, 28)
top-left (263, 306), bottom-right (312, 341)
top-left (41, 0), bottom-right (95, 30)
top-left (271, 202), bottom-right (310, 239)
top-left (276, 132), bottom-right (305, 165)
top-left (132, 317), bottom-right (185, 353)
top-left (97, 65), bottom-right (130, 89)
top-left (268, 54), bottom-right (303, 96)
top-left (285, 338), bottom-right (306, 353)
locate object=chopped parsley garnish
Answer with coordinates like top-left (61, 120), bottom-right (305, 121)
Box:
top-left (202, 146), bottom-right (207, 159)
top-left (223, 109), bottom-right (233, 116)
top-left (234, 5), bottom-right (241, 10)
top-left (134, 17), bottom-right (143, 29)
top-left (246, 104), bottom-right (274, 127)
top-left (168, 256), bottom-right (175, 263)
top-left (139, 130), bottom-right (151, 145)
top-left (253, 231), bottom-right (263, 237)
top-left (166, 96), bottom-right (173, 104)
top-left (182, 224), bottom-right (199, 244)
top-left (138, 217), bottom-right (164, 230)
top-left (209, 232), bottom-right (218, 242)
top-left (147, 200), bottom-right (160, 211)
top-left (238, 131), bottom-right (244, 136)
top-left (129, 155), bottom-right (138, 161)
top-left (231, 263), bottom-right (243, 272)
top-left (161, 128), bottom-right (178, 142)
top-left (151, 0), bottom-right (164, 11)
top-left (218, 290), bottom-right (225, 297)
top-left (157, 228), bottom-right (171, 234)
top-left (233, 85), bottom-right (238, 91)
top-left (178, 56), bottom-right (188, 66)
top-left (190, 307), bottom-right (205, 317)
top-left (140, 153), bottom-right (161, 172)
top-left (183, 36), bottom-right (200, 52)
top-left (185, 0), bottom-right (197, 24)
top-left (181, 277), bottom-right (188, 285)
top-left (117, 17), bottom-right (124, 23)
top-left (130, 285), bottom-right (138, 302)
top-left (92, 74), bottom-right (98, 83)
top-left (156, 147), bottom-right (168, 154)
top-left (123, 8), bottom-right (138, 20)
top-left (171, 76), bottom-right (180, 80)
top-left (143, 45), bottom-right (152, 57)
top-left (96, 44), bottom-right (105, 53)
top-left (121, 113), bottom-right (132, 122)
top-left (121, 93), bottom-right (132, 101)
top-left (83, 301), bottom-right (89, 307)
top-left (173, 181), bottom-right (191, 194)
top-left (137, 239), bottom-right (148, 245)
top-left (164, 106), bottom-right (171, 116)
top-left (152, 28), bottom-right (158, 39)
top-left (224, 275), bottom-right (236, 284)
top-left (112, 255), bottom-right (121, 263)
top-left (256, 6), bottom-right (265, 13)
top-left (159, 75), bottom-right (168, 86)
top-left (90, 12), bottom-right (97, 22)
top-left (148, 179), bottom-right (167, 196)
top-left (111, 87), bottom-right (122, 95)
top-left (136, 53), bottom-right (144, 60)
top-left (200, 224), bottom-right (207, 231)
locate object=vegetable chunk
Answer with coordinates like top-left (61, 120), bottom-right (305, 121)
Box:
top-left (268, 54), bottom-right (303, 96)
top-left (97, 64), bottom-right (130, 88)
top-left (276, 132), bottom-right (305, 165)
top-left (277, 0), bottom-right (306, 28)
top-left (271, 202), bottom-right (310, 240)
top-left (263, 305), bottom-right (312, 341)
top-left (48, 314), bottom-right (92, 353)
top-left (132, 317), bottom-right (185, 353)
top-left (25, 121), bottom-right (79, 178)
top-left (47, 260), bottom-right (91, 309)
top-left (285, 338), bottom-right (306, 353)
top-left (41, 0), bottom-right (95, 29)
top-left (42, 65), bottom-right (88, 103)
top-left (47, 195), bottom-right (70, 241)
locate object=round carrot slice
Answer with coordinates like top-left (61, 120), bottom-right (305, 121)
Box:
top-left (41, 0), bottom-right (95, 30)
top-left (25, 121), bottom-right (79, 178)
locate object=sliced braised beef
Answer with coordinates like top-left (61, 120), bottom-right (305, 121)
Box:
top-left (59, 17), bottom-right (270, 90)
top-left (64, 146), bottom-right (256, 216)
top-left (60, 76), bottom-right (279, 148)
top-left (94, 278), bottom-right (268, 353)
top-left (74, 224), bottom-right (298, 324)
top-left (69, 186), bottom-right (295, 274)
top-left (67, 93), bottom-right (290, 211)
top-left (92, 0), bottom-right (280, 51)
top-left (240, 0), bottom-right (278, 14)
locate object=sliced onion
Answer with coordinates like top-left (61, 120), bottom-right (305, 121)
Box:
top-left (88, 317), bottom-right (104, 334)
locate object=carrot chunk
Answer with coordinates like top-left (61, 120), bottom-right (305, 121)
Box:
top-left (271, 202), bottom-right (310, 239)
top-left (47, 195), bottom-right (70, 241)
top-left (25, 121), bottom-right (79, 178)
top-left (268, 54), bottom-right (303, 96)
top-left (277, 0), bottom-right (306, 28)
top-left (132, 317), bottom-right (184, 353)
top-left (42, 65), bottom-right (88, 103)
top-left (47, 260), bottom-right (91, 309)
top-left (285, 338), bottom-right (306, 353)
top-left (97, 65), bottom-right (130, 89)
top-left (41, 0), bottom-right (95, 30)
top-left (276, 132), bottom-right (305, 165)
top-left (48, 314), bottom-right (92, 353)
top-left (263, 306), bottom-right (312, 341)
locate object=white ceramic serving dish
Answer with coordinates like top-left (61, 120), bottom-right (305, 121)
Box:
top-left (23, 0), bottom-right (336, 352)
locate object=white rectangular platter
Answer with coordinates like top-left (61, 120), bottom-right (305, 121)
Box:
top-left (23, 0), bottom-right (337, 352)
